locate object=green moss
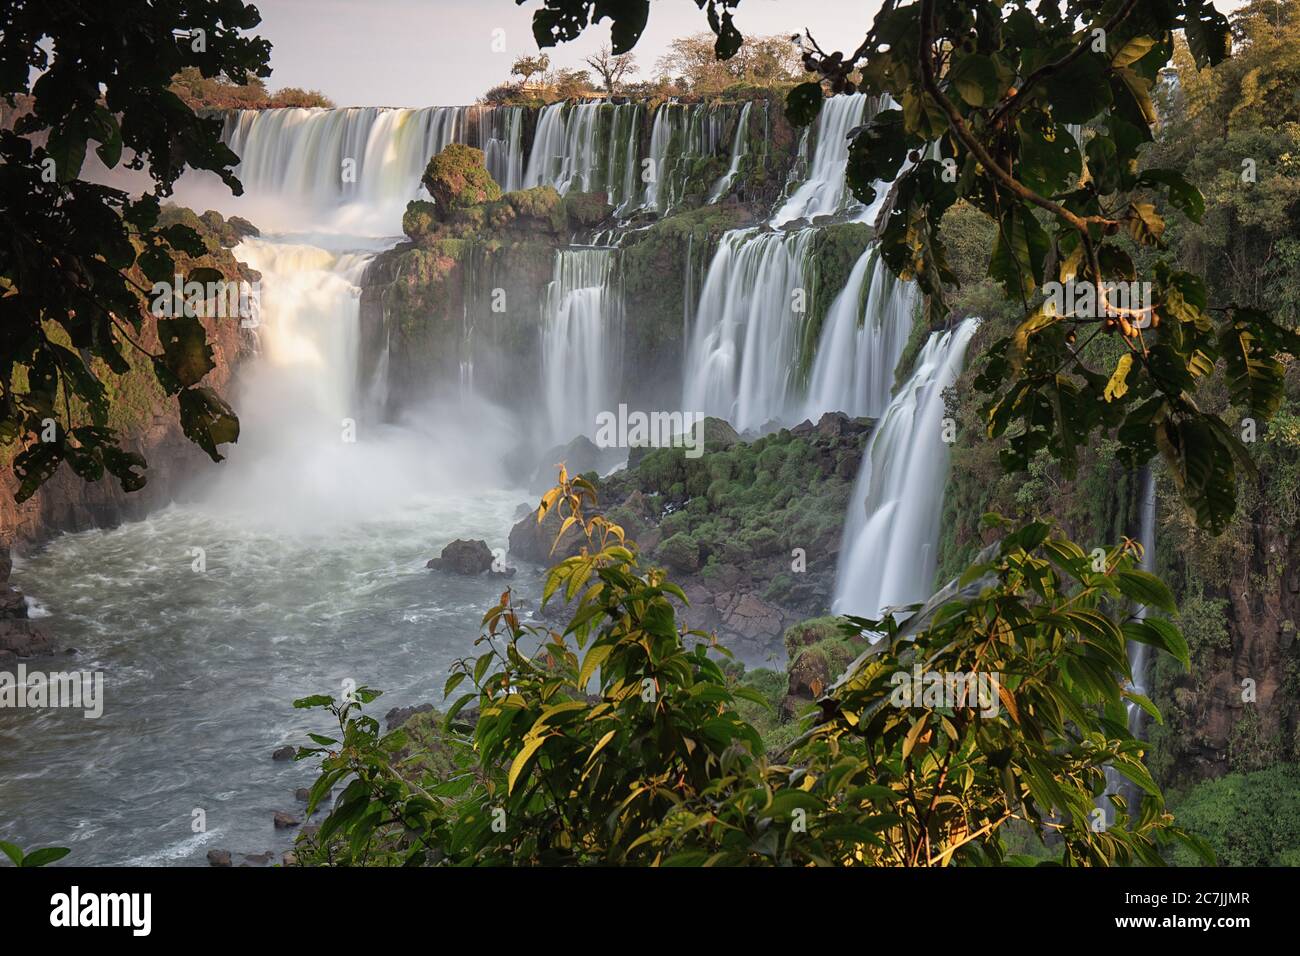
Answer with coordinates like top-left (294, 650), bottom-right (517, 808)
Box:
top-left (1169, 763), bottom-right (1300, 866)
top-left (421, 143), bottom-right (502, 218)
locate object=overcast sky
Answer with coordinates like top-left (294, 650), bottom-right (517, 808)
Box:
top-left (251, 0), bottom-right (881, 106)
top-left (250, 0), bottom-right (1250, 108)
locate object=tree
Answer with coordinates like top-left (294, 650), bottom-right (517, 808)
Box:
top-left (510, 53), bottom-right (551, 87)
top-left (293, 473), bottom-right (1207, 866)
top-left (584, 44), bottom-right (637, 96)
top-left (519, 0), bottom-right (1300, 537)
top-left (0, 0), bottom-right (270, 501)
top-left (169, 66), bottom-right (334, 110)
top-left (656, 31), bottom-right (803, 93)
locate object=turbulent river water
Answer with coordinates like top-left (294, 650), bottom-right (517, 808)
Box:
top-left (2, 491), bottom-right (536, 865)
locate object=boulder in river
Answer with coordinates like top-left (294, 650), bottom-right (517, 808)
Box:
top-left (426, 539), bottom-right (494, 575)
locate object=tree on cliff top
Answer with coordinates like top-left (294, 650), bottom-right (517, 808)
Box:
top-left (585, 44), bottom-right (638, 96)
top-left (519, 0), bottom-right (1300, 537)
top-left (170, 66), bottom-right (334, 110)
top-left (0, 0), bottom-right (270, 502)
top-left (421, 144), bottom-right (503, 219)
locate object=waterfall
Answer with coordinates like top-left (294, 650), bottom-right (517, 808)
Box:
top-left (1100, 465), bottom-right (1160, 822)
top-left (1129, 466), bottom-right (1158, 725)
top-left (478, 105), bottom-right (524, 193)
top-left (643, 101), bottom-right (732, 213)
top-left (833, 319), bottom-right (979, 619)
top-left (708, 101), bottom-right (752, 202)
top-left (222, 106), bottom-right (472, 233)
top-left (523, 101), bottom-right (642, 208)
top-left (802, 244), bottom-right (917, 421)
top-left (541, 247), bottom-right (621, 445)
top-left (772, 94), bottom-right (873, 227)
top-left (681, 228), bottom-right (815, 432)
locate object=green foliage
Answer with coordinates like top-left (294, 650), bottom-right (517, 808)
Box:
top-left (421, 144), bottom-right (503, 219)
top-left (0, 0), bottom-right (268, 499)
top-left (1169, 762), bottom-right (1300, 866)
top-left (0, 839), bottom-right (70, 867)
top-left (295, 475), bottom-right (1205, 866)
top-left (169, 65), bottom-right (333, 109)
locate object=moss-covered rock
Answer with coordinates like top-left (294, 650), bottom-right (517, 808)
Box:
top-left (421, 143), bottom-right (502, 218)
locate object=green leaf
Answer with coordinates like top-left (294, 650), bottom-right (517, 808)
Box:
top-left (785, 82), bottom-right (824, 128)
top-left (157, 316), bottom-right (216, 388)
top-left (1123, 617), bottom-right (1190, 669)
top-left (1110, 36), bottom-right (1156, 69)
top-left (1046, 51), bottom-right (1111, 123)
top-left (293, 694), bottom-right (334, 709)
top-left (0, 841), bottom-right (23, 866)
top-left (1137, 169), bottom-right (1205, 223)
top-left (948, 53), bottom-right (1003, 107)
top-left (177, 386), bottom-right (239, 462)
top-left (19, 846), bottom-right (69, 867)
top-left (990, 206), bottom-right (1050, 299)
top-left (507, 734), bottom-right (549, 795)
top-left (1115, 569), bottom-right (1176, 614)
top-left (578, 642), bottom-right (613, 690)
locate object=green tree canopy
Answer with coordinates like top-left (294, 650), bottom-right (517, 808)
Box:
top-left (0, 0), bottom-right (269, 500)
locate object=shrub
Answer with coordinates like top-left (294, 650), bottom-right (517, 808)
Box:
top-left (421, 144), bottom-right (502, 219)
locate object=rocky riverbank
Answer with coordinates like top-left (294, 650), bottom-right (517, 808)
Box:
top-left (507, 411), bottom-right (874, 666)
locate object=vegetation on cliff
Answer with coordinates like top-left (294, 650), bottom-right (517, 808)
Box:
top-left (291, 472), bottom-right (1203, 866)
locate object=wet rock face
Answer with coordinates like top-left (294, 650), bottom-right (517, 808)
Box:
top-left (0, 543), bottom-right (54, 664)
top-left (426, 539), bottom-right (495, 575)
top-left (508, 416), bottom-right (870, 668)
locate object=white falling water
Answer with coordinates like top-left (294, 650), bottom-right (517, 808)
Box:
top-left (708, 101), bottom-right (753, 202)
top-left (541, 248), bottom-right (621, 445)
top-left (479, 106), bottom-right (525, 193)
top-left (772, 94), bottom-right (873, 226)
top-left (833, 319), bottom-right (979, 619)
top-left (1129, 466), bottom-right (1158, 717)
top-left (642, 101), bottom-right (731, 213)
top-left (223, 106), bottom-right (470, 234)
top-left (681, 228), bottom-right (814, 432)
top-left (802, 244), bottom-right (918, 421)
top-left (523, 101), bottom-right (642, 208)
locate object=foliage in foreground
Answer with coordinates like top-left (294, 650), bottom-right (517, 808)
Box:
top-left (293, 474), bottom-right (1210, 867)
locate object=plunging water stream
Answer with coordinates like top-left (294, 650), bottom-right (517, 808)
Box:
top-left (0, 109), bottom-right (536, 866)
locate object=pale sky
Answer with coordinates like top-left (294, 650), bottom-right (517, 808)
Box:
top-left (250, 0), bottom-right (1251, 108)
top-left (250, 0), bottom-right (883, 106)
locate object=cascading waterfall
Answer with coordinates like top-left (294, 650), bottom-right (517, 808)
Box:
top-left (222, 106), bottom-right (471, 232)
top-left (708, 101), bottom-right (753, 202)
top-left (802, 244), bottom-right (917, 421)
top-left (1102, 466), bottom-right (1159, 820)
top-left (523, 101), bottom-right (642, 208)
top-left (772, 93), bottom-right (875, 226)
top-left (682, 228), bottom-right (814, 432)
top-left (541, 247), bottom-right (622, 445)
top-left (644, 101), bottom-right (732, 213)
top-left (1129, 466), bottom-right (1158, 728)
top-left (832, 319), bottom-right (979, 619)
top-left (478, 105), bottom-right (525, 193)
